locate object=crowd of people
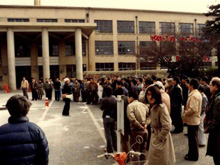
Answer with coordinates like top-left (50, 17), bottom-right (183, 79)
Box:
top-left (3, 74), bottom-right (219, 165)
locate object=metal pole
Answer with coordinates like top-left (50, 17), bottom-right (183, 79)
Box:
top-left (117, 95), bottom-right (124, 152)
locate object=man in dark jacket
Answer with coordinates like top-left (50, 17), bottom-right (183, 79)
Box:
top-left (100, 86), bottom-right (117, 153)
top-left (0, 95), bottom-right (49, 165)
top-left (170, 76), bottom-right (183, 133)
top-left (206, 77), bottom-right (220, 165)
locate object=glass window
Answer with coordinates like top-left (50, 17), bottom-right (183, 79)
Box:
top-left (8, 18), bottom-right (29, 22)
top-left (140, 62), bottom-right (156, 70)
top-left (118, 41), bottom-right (135, 55)
top-left (65, 19), bottom-right (85, 23)
top-left (50, 45), bottom-right (59, 56)
top-left (139, 41), bottom-right (156, 55)
top-left (179, 23), bottom-right (193, 36)
top-left (37, 19), bottom-right (58, 22)
top-left (118, 63), bottom-right (136, 71)
top-left (65, 44), bottom-right (74, 56)
top-left (117, 21), bottom-right (134, 33)
top-left (95, 41), bottom-right (113, 55)
top-left (159, 22), bottom-right (175, 35)
top-left (94, 20), bottom-right (113, 33)
top-left (197, 24), bottom-right (205, 36)
top-left (139, 21), bottom-right (155, 34)
top-left (96, 63), bottom-right (114, 71)
top-left (66, 65), bottom-right (76, 78)
top-left (15, 44), bottom-right (31, 57)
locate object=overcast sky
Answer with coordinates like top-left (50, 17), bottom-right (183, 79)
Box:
top-left (0, 0), bottom-right (219, 13)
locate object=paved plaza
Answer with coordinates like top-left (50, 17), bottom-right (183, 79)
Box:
top-left (0, 91), bottom-right (214, 165)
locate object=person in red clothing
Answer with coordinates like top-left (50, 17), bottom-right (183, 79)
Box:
top-left (88, 78), bottom-right (98, 105)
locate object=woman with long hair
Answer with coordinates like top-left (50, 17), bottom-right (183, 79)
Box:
top-left (145, 86), bottom-right (175, 165)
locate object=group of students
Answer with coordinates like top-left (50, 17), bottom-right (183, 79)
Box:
top-left (99, 75), bottom-right (220, 165)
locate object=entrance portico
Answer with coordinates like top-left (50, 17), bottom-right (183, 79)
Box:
top-left (0, 22), bottom-right (96, 90)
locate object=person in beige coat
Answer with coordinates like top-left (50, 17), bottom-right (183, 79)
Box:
top-left (182, 78), bottom-right (202, 161)
top-left (146, 86), bottom-right (176, 165)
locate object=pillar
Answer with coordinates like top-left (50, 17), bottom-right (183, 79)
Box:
top-left (75, 28), bottom-right (83, 80)
top-left (42, 28), bottom-right (50, 81)
top-left (7, 28), bottom-right (16, 91)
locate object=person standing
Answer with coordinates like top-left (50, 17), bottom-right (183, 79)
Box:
top-left (37, 79), bottom-right (44, 100)
top-left (20, 77), bottom-right (29, 99)
top-left (73, 79), bottom-right (80, 102)
top-left (54, 78), bottom-right (61, 101)
top-left (44, 78), bottom-right (52, 100)
top-left (0, 95), bottom-right (49, 165)
top-left (146, 86), bottom-right (176, 165)
top-left (88, 78), bottom-right (98, 105)
top-left (198, 85), bottom-right (208, 147)
top-left (170, 77), bottom-right (183, 133)
top-left (62, 78), bottom-right (72, 116)
top-left (205, 77), bottom-right (220, 165)
top-left (182, 78), bottom-right (202, 161)
top-left (31, 78), bottom-right (38, 101)
top-left (100, 86), bottom-right (117, 153)
top-left (127, 88), bottom-right (149, 162)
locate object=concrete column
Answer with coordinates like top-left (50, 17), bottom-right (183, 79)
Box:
top-left (75, 28), bottom-right (83, 80)
top-left (31, 42), bottom-right (38, 79)
top-left (42, 28), bottom-right (50, 81)
top-left (7, 28), bottom-right (16, 91)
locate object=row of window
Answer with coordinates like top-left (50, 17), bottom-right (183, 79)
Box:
top-left (95, 40), bottom-right (211, 55)
top-left (15, 43), bottom-right (86, 57)
top-left (7, 18), bottom-right (85, 23)
top-left (95, 20), bottom-right (205, 35)
top-left (7, 18), bottom-right (205, 36)
top-left (95, 62), bottom-right (213, 71)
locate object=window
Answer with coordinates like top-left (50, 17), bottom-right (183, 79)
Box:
top-left (66, 65), bottom-right (76, 77)
top-left (96, 63), bottom-right (114, 71)
top-left (37, 19), bottom-right (58, 22)
top-left (197, 24), bottom-right (205, 36)
top-left (15, 44), bottom-right (31, 57)
top-left (139, 21), bottom-right (155, 34)
top-left (118, 41), bottom-right (135, 55)
top-left (50, 45), bottom-right (59, 56)
top-left (160, 41), bottom-right (176, 54)
top-left (140, 63), bottom-right (156, 70)
top-left (82, 42), bottom-right (86, 56)
top-left (94, 20), bottom-right (113, 33)
top-left (179, 23), bottom-right (193, 36)
top-left (117, 21), bottom-right (134, 33)
top-left (8, 18), bottom-right (29, 22)
top-left (65, 19), bottom-right (85, 23)
top-left (139, 41), bottom-right (156, 55)
top-left (118, 63), bottom-right (136, 71)
top-left (65, 42), bottom-right (86, 56)
top-left (65, 44), bottom-right (75, 56)
top-left (159, 22), bottom-right (175, 35)
top-left (95, 41), bottom-right (113, 55)
top-left (38, 45), bottom-right (42, 57)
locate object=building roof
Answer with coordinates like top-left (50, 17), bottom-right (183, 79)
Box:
top-left (0, 5), bottom-right (206, 16)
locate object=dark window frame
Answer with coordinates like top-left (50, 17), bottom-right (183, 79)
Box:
top-left (37, 19), bottom-right (58, 23)
top-left (118, 41), bottom-right (135, 55)
top-left (94, 20), bottom-right (113, 33)
top-left (95, 41), bottom-right (114, 55)
top-left (118, 63), bottom-right (136, 71)
top-left (179, 23), bottom-right (193, 36)
top-left (96, 63), bottom-right (114, 71)
top-left (139, 21), bottom-right (155, 34)
top-left (159, 22), bottom-right (175, 35)
top-left (117, 21), bottom-right (135, 33)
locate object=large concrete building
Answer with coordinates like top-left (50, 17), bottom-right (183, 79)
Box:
top-left (0, 1), bottom-right (216, 90)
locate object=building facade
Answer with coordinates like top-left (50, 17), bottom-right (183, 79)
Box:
top-left (0, 4), bottom-right (216, 90)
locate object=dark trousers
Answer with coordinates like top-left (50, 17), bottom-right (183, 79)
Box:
top-left (62, 98), bottom-right (70, 116)
top-left (55, 90), bottom-right (60, 101)
top-left (187, 125), bottom-right (199, 160)
top-left (32, 90), bottom-right (38, 100)
top-left (81, 90), bottom-right (86, 102)
top-left (146, 124), bottom-right (151, 151)
top-left (103, 118), bottom-right (117, 153)
top-left (121, 132), bottom-right (130, 153)
top-left (91, 91), bottom-right (98, 104)
top-left (130, 130), bottom-right (147, 163)
top-left (22, 88), bottom-right (28, 99)
top-left (171, 106), bottom-right (183, 132)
